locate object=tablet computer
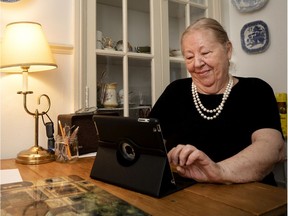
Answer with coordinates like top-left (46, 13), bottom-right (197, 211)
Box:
top-left (90, 115), bottom-right (196, 198)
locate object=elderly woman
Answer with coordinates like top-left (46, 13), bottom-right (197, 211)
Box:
top-left (149, 18), bottom-right (285, 185)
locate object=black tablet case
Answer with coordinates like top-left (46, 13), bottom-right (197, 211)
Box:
top-left (90, 116), bottom-right (195, 198)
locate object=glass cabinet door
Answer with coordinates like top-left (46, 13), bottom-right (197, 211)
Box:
top-left (127, 0), bottom-right (152, 117)
top-left (166, 0), bottom-right (208, 83)
top-left (168, 1), bottom-right (187, 82)
top-left (96, 0), bottom-right (123, 50)
top-left (90, 0), bottom-right (153, 117)
top-left (128, 58), bottom-right (152, 117)
top-left (81, 0), bottom-right (220, 114)
top-left (95, 0), bottom-right (124, 113)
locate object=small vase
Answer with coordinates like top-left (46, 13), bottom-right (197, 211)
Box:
top-left (103, 83), bottom-right (118, 108)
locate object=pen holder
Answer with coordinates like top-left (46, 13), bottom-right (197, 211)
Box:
top-left (55, 135), bottom-right (79, 163)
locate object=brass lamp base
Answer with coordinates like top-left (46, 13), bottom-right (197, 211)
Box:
top-left (16, 146), bottom-right (55, 165)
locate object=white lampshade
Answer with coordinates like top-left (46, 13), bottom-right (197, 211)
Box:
top-left (0, 21), bottom-right (57, 73)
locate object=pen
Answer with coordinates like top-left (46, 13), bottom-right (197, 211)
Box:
top-left (58, 120), bottom-right (71, 159)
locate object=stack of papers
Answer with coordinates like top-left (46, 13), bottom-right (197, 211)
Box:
top-left (0, 169), bottom-right (23, 184)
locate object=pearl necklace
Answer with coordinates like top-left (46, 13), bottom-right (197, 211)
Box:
top-left (191, 75), bottom-right (233, 120)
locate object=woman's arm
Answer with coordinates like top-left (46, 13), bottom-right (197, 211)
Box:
top-left (168, 128), bottom-right (285, 184)
top-left (218, 128), bottom-right (285, 183)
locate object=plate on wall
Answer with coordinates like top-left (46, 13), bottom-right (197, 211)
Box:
top-left (240, 20), bottom-right (269, 54)
top-left (231, 0), bottom-right (269, 13)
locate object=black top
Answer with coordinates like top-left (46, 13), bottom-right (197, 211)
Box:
top-left (149, 77), bottom-right (282, 185)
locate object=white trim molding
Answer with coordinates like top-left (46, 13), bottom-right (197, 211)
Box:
top-left (50, 43), bottom-right (74, 55)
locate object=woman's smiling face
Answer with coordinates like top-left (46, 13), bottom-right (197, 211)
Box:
top-left (182, 28), bottom-right (232, 94)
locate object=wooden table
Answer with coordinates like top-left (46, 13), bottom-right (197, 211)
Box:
top-left (1, 157), bottom-right (286, 216)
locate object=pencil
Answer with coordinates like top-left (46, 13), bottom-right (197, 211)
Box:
top-left (58, 120), bottom-right (72, 159)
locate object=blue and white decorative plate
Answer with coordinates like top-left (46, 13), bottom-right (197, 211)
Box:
top-left (240, 20), bottom-right (269, 54)
top-left (232, 0), bottom-right (269, 13)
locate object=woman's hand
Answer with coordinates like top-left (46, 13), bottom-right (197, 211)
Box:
top-left (168, 144), bottom-right (225, 183)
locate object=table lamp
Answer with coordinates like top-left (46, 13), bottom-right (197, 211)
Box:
top-left (0, 21), bottom-right (57, 164)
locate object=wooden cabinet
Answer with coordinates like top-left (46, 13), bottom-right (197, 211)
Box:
top-left (76, 0), bottom-right (221, 116)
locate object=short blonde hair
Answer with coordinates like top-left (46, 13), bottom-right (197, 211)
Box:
top-left (181, 18), bottom-right (230, 45)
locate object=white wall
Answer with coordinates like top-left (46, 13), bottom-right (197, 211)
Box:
top-left (222, 0), bottom-right (287, 93)
top-left (0, 0), bottom-right (75, 159)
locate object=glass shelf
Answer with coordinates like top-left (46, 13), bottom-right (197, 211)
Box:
top-left (96, 50), bottom-right (154, 59)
